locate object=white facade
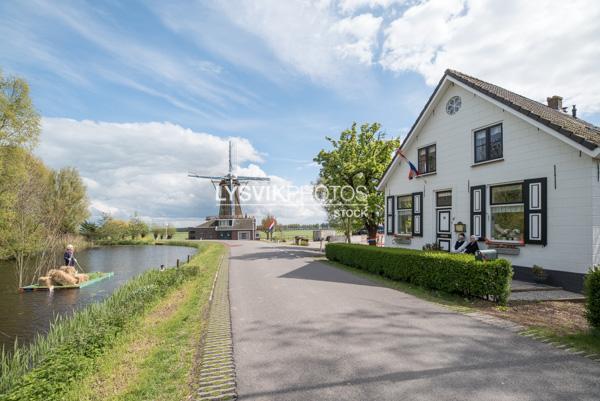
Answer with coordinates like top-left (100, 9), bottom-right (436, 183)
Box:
top-left (380, 78), bottom-right (600, 285)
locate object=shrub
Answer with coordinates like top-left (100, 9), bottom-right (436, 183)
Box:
top-left (585, 265), bottom-right (600, 331)
top-left (325, 244), bottom-right (513, 304)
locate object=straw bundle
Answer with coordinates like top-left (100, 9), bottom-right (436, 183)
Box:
top-left (74, 273), bottom-right (89, 284)
top-left (38, 276), bottom-right (52, 287)
top-left (60, 266), bottom-right (77, 275)
top-left (48, 269), bottom-right (78, 286)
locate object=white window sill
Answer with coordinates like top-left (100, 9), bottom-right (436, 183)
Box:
top-left (486, 240), bottom-right (524, 247)
top-left (416, 171), bottom-right (436, 178)
top-left (471, 158), bottom-right (504, 167)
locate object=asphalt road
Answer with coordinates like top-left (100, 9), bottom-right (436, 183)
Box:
top-left (229, 241), bottom-right (600, 401)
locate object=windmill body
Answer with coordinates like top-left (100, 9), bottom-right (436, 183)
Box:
top-left (187, 141), bottom-right (269, 240)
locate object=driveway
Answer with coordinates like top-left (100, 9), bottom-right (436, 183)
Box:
top-left (229, 241), bottom-right (600, 401)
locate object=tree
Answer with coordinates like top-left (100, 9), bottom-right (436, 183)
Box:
top-left (128, 214), bottom-right (149, 239)
top-left (98, 215), bottom-right (128, 240)
top-left (2, 149), bottom-right (53, 286)
top-left (0, 71), bottom-right (41, 148)
top-left (314, 122), bottom-right (400, 244)
top-left (48, 167), bottom-right (90, 234)
top-left (260, 215), bottom-right (277, 240)
top-left (79, 220), bottom-right (99, 241)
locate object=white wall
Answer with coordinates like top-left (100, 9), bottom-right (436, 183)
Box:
top-left (383, 83), bottom-right (596, 275)
top-left (593, 160), bottom-right (600, 267)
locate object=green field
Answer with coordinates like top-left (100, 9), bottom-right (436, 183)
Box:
top-left (259, 229), bottom-right (337, 241)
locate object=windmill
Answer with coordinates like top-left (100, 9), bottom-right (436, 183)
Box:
top-left (188, 140), bottom-right (270, 219)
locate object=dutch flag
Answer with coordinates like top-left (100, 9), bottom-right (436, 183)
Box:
top-left (268, 221), bottom-right (275, 232)
top-left (396, 148), bottom-right (420, 180)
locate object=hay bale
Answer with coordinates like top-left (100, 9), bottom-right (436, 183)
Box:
top-left (60, 265), bottom-right (77, 275)
top-left (38, 276), bottom-right (52, 287)
top-left (74, 273), bottom-right (89, 284)
top-left (49, 269), bottom-right (78, 286)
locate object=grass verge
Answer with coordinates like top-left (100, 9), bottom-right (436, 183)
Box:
top-left (326, 259), bottom-right (600, 356)
top-left (64, 243), bottom-right (222, 401)
top-left (0, 241), bottom-right (224, 401)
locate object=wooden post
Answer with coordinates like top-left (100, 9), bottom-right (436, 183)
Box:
top-left (187, 255), bottom-right (190, 263)
top-left (176, 259), bottom-right (180, 268)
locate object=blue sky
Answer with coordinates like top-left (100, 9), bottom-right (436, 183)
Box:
top-left (1, 0), bottom-right (599, 224)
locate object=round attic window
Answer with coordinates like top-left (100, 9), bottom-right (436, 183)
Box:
top-left (446, 96), bottom-right (461, 115)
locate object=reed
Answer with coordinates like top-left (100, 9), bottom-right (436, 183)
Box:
top-left (0, 241), bottom-right (211, 399)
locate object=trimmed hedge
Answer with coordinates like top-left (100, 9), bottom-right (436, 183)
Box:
top-left (326, 244), bottom-right (513, 304)
top-left (585, 265), bottom-right (600, 331)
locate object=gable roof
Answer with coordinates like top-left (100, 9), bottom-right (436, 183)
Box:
top-left (446, 69), bottom-right (600, 150)
top-left (377, 69), bottom-right (600, 191)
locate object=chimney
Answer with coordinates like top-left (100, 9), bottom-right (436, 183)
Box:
top-left (572, 105), bottom-right (577, 118)
top-left (547, 95), bottom-right (563, 110)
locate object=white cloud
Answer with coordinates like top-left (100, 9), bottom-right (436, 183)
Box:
top-left (337, 0), bottom-right (406, 14)
top-left (380, 0), bottom-right (600, 113)
top-left (36, 118), bottom-right (326, 226)
top-left (332, 13), bottom-right (383, 64)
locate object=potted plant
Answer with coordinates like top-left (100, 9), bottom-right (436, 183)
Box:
top-left (532, 264), bottom-right (547, 283)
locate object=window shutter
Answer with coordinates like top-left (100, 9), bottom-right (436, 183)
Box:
top-left (412, 192), bottom-right (423, 237)
top-left (386, 196), bottom-right (395, 235)
top-left (470, 185), bottom-right (486, 240)
top-left (523, 178), bottom-right (547, 245)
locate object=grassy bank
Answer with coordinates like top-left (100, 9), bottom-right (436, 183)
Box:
top-left (326, 259), bottom-right (600, 355)
top-left (0, 241), bottom-right (225, 401)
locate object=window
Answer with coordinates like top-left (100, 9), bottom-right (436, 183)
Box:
top-left (418, 144), bottom-right (436, 174)
top-left (490, 183), bottom-right (524, 242)
top-left (436, 191), bottom-right (452, 207)
top-left (396, 195), bottom-right (412, 235)
top-left (474, 124), bottom-right (503, 163)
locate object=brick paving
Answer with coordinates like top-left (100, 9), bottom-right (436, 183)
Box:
top-left (193, 255), bottom-right (237, 401)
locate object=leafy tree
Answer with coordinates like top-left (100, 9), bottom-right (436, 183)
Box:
top-left (2, 149), bottom-right (52, 286)
top-left (260, 215), bottom-right (277, 240)
top-left (0, 71), bottom-right (40, 148)
top-left (48, 167), bottom-right (90, 234)
top-left (128, 214), bottom-right (149, 239)
top-left (314, 122), bottom-right (400, 244)
top-left (151, 225), bottom-right (163, 240)
top-left (98, 215), bottom-right (128, 240)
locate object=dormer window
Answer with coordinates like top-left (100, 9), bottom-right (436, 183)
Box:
top-left (474, 123), bottom-right (503, 163)
top-left (417, 144), bottom-right (436, 174)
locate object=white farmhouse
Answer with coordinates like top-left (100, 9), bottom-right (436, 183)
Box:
top-left (377, 69), bottom-right (600, 293)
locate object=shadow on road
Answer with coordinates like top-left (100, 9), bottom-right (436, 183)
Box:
top-left (278, 261), bottom-right (379, 287)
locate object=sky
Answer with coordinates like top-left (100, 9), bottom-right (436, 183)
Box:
top-left (1, 0), bottom-right (599, 226)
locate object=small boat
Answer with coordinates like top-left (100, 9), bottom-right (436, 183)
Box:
top-left (19, 272), bottom-right (115, 292)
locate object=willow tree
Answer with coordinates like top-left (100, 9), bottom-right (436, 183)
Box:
top-left (314, 122), bottom-right (400, 244)
top-left (0, 71), bottom-right (40, 148)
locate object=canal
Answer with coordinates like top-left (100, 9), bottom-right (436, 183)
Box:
top-left (0, 245), bottom-right (196, 351)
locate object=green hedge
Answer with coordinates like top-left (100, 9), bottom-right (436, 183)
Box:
top-left (325, 244), bottom-right (513, 304)
top-left (585, 265), bottom-right (600, 331)
top-left (0, 242), bottom-right (218, 400)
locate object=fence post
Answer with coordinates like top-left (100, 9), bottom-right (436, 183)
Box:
top-left (176, 259), bottom-right (180, 268)
top-left (187, 255), bottom-right (190, 263)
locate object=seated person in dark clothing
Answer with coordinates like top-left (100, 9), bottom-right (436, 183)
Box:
top-left (463, 235), bottom-right (480, 254)
top-left (452, 233), bottom-right (466, 253)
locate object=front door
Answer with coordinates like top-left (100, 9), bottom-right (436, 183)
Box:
top-left (435, 190), bottom-right (452, 251)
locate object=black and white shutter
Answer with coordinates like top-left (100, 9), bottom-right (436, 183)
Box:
top-left (386, 195), bottom-right (395, 235)
top-left (470, 185), bottom-right (486, 240)
top-left (412, 192), bottom-right (423, 237)
top-left (523, 178), bottom-right (547, 245)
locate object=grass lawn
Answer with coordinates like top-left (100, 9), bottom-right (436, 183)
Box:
top-left (326, 259), bottom-right (600, 355)
top-left (61, 242), bottom-right (224, 401)
top-left (260, 229), bottom-right (340, 241)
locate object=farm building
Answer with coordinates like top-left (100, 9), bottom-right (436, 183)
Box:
top-left (378, 69), bottom-right (600, 292)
